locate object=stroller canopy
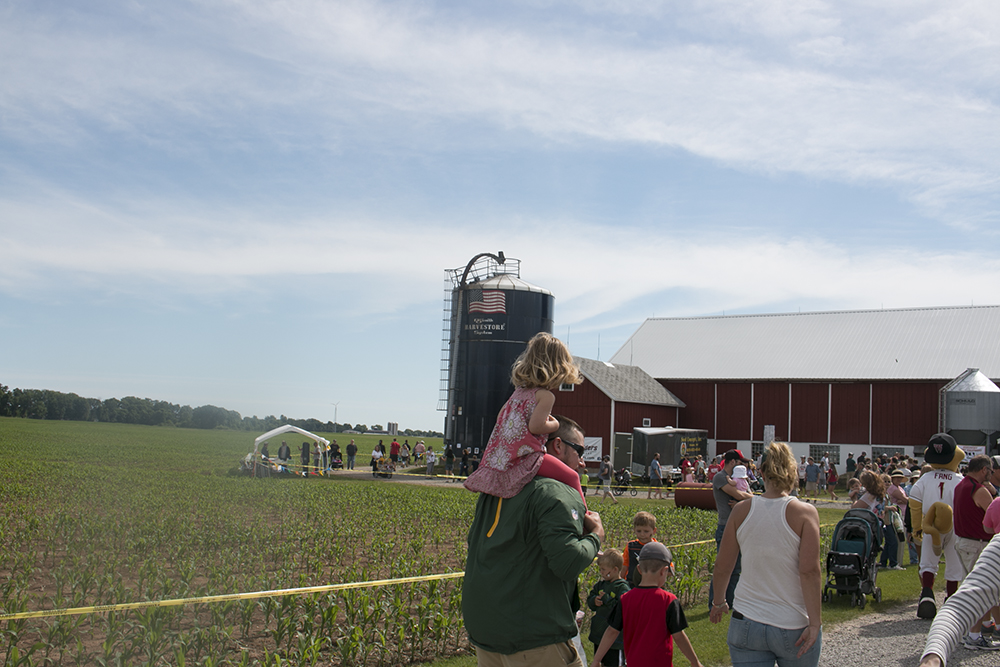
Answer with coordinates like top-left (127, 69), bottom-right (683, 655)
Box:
top-left (253, 425), bottom-right (330, 457)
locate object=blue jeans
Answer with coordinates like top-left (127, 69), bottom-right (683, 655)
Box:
top-left (708, 522), bottom-right (741, 610)
top-left (879, 523), bottom-right (898, 568)
top-left (727, 615), bottom-right (822, 667)
top-left (346, 454), bottom-right (355, 470)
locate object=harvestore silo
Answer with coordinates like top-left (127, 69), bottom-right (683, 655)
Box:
top-left (940, 368), bottom-right (1000, 454)
top-left (438, 252), bottom-right (554, 453)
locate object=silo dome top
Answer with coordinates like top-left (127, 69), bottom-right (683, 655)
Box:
top-left (466, 273), bottom-right (552, 295)
top-left (944, 368), bottom-right (1000, 393)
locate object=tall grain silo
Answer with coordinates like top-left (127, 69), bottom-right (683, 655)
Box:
top-left (940, 368), bottom-right (1000, 454)
top-left (438, 252), bottom-right (554, 453)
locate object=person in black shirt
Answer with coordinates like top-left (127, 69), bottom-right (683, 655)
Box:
top-left (346, 440), bottom-right (357, 470)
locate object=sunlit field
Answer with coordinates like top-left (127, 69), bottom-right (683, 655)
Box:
top-left (1, 417), bottom-right (851, 666)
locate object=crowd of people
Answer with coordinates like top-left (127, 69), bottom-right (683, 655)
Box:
top-left (257, 438), bottom-right (353, 474)
top-left (462, 429), bottom-right (1000, 666)
top-left (257, 436), bottom-right (452, 477)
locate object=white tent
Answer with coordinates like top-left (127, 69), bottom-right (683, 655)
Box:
top-left (251, 424), bottom-right (329, 458)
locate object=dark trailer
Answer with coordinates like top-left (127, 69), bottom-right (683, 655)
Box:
top-left (631, 427), bottom-right (708, 479)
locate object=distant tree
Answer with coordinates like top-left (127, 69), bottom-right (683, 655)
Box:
top-left (11, 388), bottom-right (46, 419)
top-left (192, 405), bottom-right (226, 429)
top-left (65, 394), bottom-right (91, 421)
top-left (0, 383), bottom-right (435, 437)
top-left (177, 405), bottom-right (194, 428)
top-left (102, 398), bottom-right (122, 423)
top-left (299, 418), bottom-right (322, 432)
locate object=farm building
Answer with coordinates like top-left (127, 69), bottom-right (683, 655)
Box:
top-left (607, 305), bottom-right (1000, 465)
top-left (553, 357), bottom-right (686, 467)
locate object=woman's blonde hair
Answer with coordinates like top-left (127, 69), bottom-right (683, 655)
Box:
top-left (759, 441), bottom-right (797, 493)
top-left (510, 332), bottom-right (582, 389)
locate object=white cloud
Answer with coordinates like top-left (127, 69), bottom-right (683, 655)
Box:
top-left (9, 189), bottom-right (994, 331)
top-left (2, 1), bottom-right (998, 227)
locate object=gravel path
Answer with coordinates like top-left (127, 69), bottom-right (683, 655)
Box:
top-left (819, 590), bottom-right (996, 667)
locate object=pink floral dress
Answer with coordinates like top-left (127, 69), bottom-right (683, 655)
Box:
top-left (463, 387), bottom-right (546, 498)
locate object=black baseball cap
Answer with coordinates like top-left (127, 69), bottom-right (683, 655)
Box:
top-left (723, 449), bottom-right (747, 464)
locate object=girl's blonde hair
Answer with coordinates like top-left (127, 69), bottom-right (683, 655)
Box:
top-left (510, 332), bottom-right (582, 389)
top-left (860, 470), bottom-right (885, 498)
top-left (759, 441), bottom-right (797, 493)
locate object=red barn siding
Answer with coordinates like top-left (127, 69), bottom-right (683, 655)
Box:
top-left (556, 380), bottom-right (610, 452)
top-left (830, 383), bottom-right (871, 445)
top-left (717, 383), bottom-right (752, 441)
top-left (871, 382), bottom-right (943, 446)
top-left (753, 382), bottom-right (790, 442)
top-left (791, 383), bottom-right (829, 443)
top-left (656, 377), bottom-right (948, 453)
top-left (663, 381), bottom-right (716, 436)
top-left (553, 379), bottom-right (680, 459)
top-left (613, 402), bottom-right (678, 430)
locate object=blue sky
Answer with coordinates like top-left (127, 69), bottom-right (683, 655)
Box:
top-left (2, 0), bottom-right (999, 431)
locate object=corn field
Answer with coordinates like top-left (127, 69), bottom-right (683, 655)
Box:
top-left (1, 417), bottom-right (828, 666)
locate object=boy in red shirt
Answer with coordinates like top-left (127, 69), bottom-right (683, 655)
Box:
top-left (590, 542), bottom-right (703, 667)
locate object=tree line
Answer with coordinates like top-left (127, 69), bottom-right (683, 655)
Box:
top-left (0, 384), bottom-right (443, 437)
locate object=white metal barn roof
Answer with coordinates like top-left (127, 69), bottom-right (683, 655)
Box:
top-left (609, 305), bottom-right (1000, 381)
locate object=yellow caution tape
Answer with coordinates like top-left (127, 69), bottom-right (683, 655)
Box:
top-left (0, 572), bottom-right (464, 622)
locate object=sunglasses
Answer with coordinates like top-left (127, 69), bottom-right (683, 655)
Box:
top-left (548, 436), bottom-right (585, 457)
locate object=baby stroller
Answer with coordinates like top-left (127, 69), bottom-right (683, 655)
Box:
top-left (822, 508), bottom-right (883, 608)
top-left (373, 457), bottom-right (395, 479)
top-left (613, 468), bottom-right (637, 497)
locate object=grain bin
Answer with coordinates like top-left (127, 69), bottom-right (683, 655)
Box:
top-left (941, 368), bottom-right (1000, 453)
top-left (439, 253), bottom-right (554, 453)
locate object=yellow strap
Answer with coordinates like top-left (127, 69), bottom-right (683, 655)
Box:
top-left (0, 519), bottom-right (837, 622)
top-left (486, 497), bottom-right (503, 537)
top-left (0, 572), bottom-right (465, 622)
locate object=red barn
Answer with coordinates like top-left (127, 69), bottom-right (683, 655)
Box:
top-left (555, 356), bottom-right (685, 466)
top-left (608, 305), bottom-right (1000, 464)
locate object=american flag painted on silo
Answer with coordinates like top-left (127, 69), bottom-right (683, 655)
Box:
top-left (468, 290), bottom-right (506, 314)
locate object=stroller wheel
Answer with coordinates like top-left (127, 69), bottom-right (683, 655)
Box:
top-left (858, 593), bottom-right (867, 609)
top-left (874, 588), bottom-right (882, 603)
top-left (630, 487), bottom-right (638, 497)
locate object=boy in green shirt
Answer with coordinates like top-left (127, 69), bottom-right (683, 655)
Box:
top-left (587, 549), bottom-right (630, 666)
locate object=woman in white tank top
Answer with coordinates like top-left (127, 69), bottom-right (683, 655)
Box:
top-left (709, 441), bottom-right (823, 667)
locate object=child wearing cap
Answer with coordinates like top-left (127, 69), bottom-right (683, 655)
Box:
top-left (589, 542), bottom-right (703, 667)
top-left (587, 549), bottom-right (630, 666)
top-left (623, 511), bottom-right (658, 586)
top-left (730, 465), bottom-right (750, 494)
